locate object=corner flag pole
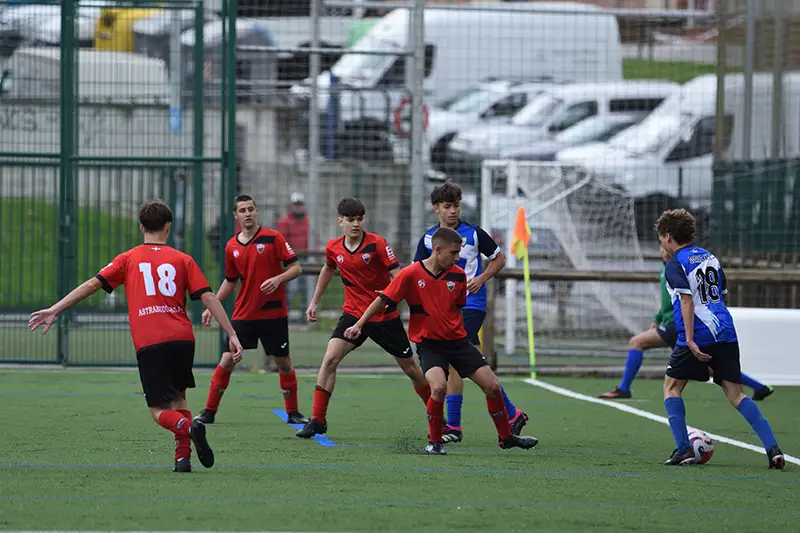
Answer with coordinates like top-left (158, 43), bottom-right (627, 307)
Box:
top-left (511, 206), bottom-right (536, 379)
top-left (522, 242), bottom-right (536, 380)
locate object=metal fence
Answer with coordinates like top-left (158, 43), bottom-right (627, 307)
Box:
top-left (2, 0), bottom-right (800, 373)
top-left (0, 0), bottom-right (237, 365)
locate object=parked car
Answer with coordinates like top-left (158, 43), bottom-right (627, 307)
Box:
top-left (499, 113), bottom-right (645, 161)
top-left (443, 81), bottom-right (677, 184)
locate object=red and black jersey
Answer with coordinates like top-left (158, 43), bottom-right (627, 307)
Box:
top-left (380, 261), bottom-right (467, 343)
top-left (325, 232), bottom-right (400, 323)
top-left (96, 244), bottom-right (211, 352)
top-left (225, 226), bottom-right (298, 321)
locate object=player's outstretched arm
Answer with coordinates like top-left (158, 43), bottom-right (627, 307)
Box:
top-left (344, 295), bottom-right (391, 339)
top-left (200, 292), bottom-right (243, 358)
top-left (201, 279), bottom-right (238, 326)
top-left (29, 277), bottom-right (103, 334)
top-left (307, 264), bottom-right (335, 322)
top-left (261, 261), bottom-right (302, 294)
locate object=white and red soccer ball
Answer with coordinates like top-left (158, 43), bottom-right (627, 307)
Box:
top-left (688, 429), bottom-right (715, 464)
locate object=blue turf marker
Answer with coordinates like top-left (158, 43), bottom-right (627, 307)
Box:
top-left (272, 409), bottom-right (337, 447)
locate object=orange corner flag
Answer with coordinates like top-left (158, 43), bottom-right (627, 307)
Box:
top-left (511, 206), bottom-right (531, 260)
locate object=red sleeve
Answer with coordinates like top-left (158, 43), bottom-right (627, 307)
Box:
top-left (380, 267), bottom-right (408, 305)
top-left (185, 256), bottom-right (212, 300)
top-left (96, 252), bottom-right (129, 293)
top-left (275, 232), bottom-right (299, 266)
top-left (224, 241), bottom-right (240, 282)
top-left (377, 236), bottom-right (400, 271)
top-left (324, 242), bottom-right (337, 269)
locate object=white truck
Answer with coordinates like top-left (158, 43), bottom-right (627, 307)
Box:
top-left (290, 2), bottom-right (622, 161)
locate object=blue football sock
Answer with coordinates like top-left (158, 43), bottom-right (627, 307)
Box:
top-left (664, 397), bottom-right (690, 451)
top-left (618, 349), bottom-right (644, 392)
top-left (445, 394), bottom-right (463, 428)
top-left (737, 397), bottom-right (778, 451)
top-left (501, 388), bottom-right (517, 419)
top-left (740, 372), bottom-right (766, 392)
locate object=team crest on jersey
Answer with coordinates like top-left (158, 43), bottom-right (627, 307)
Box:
top-left (233, 250), bottom-right (240, 258)
top-left (461, 236), bottom-right (467, 248)
top-left (336, 255), bottom-right (344, 263)
top-left (446, 281), bottom-right (455, 292)
top-left (417, 279), bottom-right (426, 288)
top-left (256, 244), bottom-right (265, 254)
top-left (362, 253), bottom-right (371, 264)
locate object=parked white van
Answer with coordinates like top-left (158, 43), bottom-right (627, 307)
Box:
top-left (556, 73), bottom-right (800, 236)
top-left (290, 2), bottom-right (622, 161)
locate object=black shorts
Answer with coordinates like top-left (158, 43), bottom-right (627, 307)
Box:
top-left (136, 340), bottom-right (196, 408)
top-left (461, 309), bottom-right (486, 345)
top-left (416, 337), bottom-right (489, 379)
top-left (331, 313), bottom-right (413, 358)
top-left (665, 341), bottom-right (742, 385)
top-left (225, 318), bottom-right (290, 357)
top-left (656, 322), bottom-right (678, 349)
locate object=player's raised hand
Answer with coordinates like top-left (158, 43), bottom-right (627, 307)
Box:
top-left (29, 308), bottom-right (57, 335)
top-left (688, 341), bottom-right (711, 362)
top-left (229, 334), bottom-right (244, 363)
top-left (344, 324), bottom-right (362, 340)
top-left (201, 308), bottom-right (214, 327)
top-left (306, 302), bottom-right (318, 322)
top-left (260, 277), bottom-right (281, 294)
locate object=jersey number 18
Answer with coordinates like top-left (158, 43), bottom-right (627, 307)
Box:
top-left (695, 266), bottom-right (720, 305)
top-left (139, 262), bottom-right (177, 297)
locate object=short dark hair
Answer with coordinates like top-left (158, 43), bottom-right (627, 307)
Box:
top-left (654, 208), bottom-right (696, 244)
top-left (139, 200), bottom-right (173, 232)
top-left (234, 194), bottom-right (255, 210)
top-left (337, 197), bottom-right (366, 218)
top-left (430, 180), bottom-right (462, 205)
top-left (431, 227), bottom-right (463, 248)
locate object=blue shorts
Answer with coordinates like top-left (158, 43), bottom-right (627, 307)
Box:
top-left (461, 309), bottom-right (486, 346)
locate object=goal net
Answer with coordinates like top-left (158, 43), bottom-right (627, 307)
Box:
top-left (479, 160), bottom-right (663, 368)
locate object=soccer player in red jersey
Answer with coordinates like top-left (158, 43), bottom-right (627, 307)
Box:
top-left (345, 227), bottom-right (539, 455)
top-left (196, 195), bottom-right (308, 425)
top-left (296, 198), bottom-right (430, 438)
top-left (28, 200), bottom-right (243, 473)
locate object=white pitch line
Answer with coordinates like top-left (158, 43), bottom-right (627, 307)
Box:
top-left (524, 378), bottom-right (800, 466)
top-left (2, 531), bottom-right (360, 533)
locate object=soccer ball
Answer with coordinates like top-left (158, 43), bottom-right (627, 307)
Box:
top-left (688, 429), bottom-right (714, 464)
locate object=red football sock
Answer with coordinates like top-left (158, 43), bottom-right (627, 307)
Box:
top-left (486, 394), bottom-right (511, 441)
top-left (427, 397), bottom-right (445, 444)
top-left (175, 409), bottom-right (192, 460)
top-left (279, 369), bottom-right (299, 413)
top-left (414, 383), bottom-right (432, 405)
top-left (206, 364), bottom-right (233, 413)
top-left (157, 410), bottom-right (191, 437)
top-left (312, 385), bottom-right (332, 423)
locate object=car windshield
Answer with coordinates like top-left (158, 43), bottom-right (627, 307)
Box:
top-left (511, 94), bottom-right (563, 127)
top-left (610, 114), bottom-right (693, 155)
top-left (555, 117), bottom-right (635, 144)
top-left (332, 35), bottom-right (402, 83)
top-left (442, 89), bottom-right (500, 114)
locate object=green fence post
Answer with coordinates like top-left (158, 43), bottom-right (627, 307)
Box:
top-left (218, 0), bottom-right (237, 355)
top-left (191, 0), bottom-right (206, 323)
top-left (57, 0), bottom-right (77, 366)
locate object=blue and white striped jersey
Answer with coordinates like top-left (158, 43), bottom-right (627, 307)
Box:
top-left (664, 245), bottom-right (737, 346)
top-left (413, 220), bottom-right (501, 312)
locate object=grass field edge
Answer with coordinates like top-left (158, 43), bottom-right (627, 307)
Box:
top-left (524, 378), bottom-right (800, 466)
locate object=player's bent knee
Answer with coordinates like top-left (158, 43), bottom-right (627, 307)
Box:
top-left (663, 377), bottom-right (683, 398)
top-left (219, 352), bottom-right (236, 369)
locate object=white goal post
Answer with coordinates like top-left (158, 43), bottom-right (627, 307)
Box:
top-left (480, 160), bottom-right (660, 359)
